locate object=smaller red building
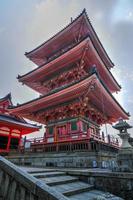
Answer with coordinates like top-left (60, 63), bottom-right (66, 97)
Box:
top-left (0, 94), bottom-right (40, 154)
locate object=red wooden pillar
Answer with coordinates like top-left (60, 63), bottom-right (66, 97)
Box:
top-left (54, 126), bottom-right (58, 143)
top-left (87, 128), bottom-right (91, 139)
top-left (18, 130), bottom-right (22, 152)
top-left (7, 128), bottom-right (12, 152)
top-left (54, 126), bottom-right (59, 152)
top-left (78, 120), bottom-right (82, 132)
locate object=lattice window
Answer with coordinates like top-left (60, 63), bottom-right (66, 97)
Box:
top-left (71, 121), bottom-right (77, 131)
top-left (49, 127), bottom-right (54, 135)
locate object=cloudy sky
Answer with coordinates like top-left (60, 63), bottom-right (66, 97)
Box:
top-left (0, 0), bottom-right (133, 137)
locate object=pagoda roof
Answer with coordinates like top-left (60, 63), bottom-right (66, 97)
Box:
top-left (0, 93), bottom-right (12, 106)
top-left (8, 74), bottom-right (129, 123)
top-left (19, 37), bottom-right (120, 93)
top-left (25, 9), bottom-right (114, 69)
top-left (0, 114), bottom-right (41, 135)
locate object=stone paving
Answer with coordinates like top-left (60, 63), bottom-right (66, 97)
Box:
top-left (21, 166), bottom-right (123, 200)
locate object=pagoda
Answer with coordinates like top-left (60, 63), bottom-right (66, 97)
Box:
top-left (8, 10), bottom-right (129, 153)
top-left (0, 93), bottom-right (40, 154)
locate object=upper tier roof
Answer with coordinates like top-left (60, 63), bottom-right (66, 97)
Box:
top-left (25, 9), bottom-right (114, 69)
top-left (8, 74), bottom-right (129, 124)
top-left (19, 37), bottom-right (120, 93)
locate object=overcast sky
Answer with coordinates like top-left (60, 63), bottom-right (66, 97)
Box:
top-left (0, 0), bottom-right (133, 137)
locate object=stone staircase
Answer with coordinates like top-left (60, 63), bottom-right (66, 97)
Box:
top-left (23, 167), bottom-right (123, 200)
top-left (0, 157), bottom-right (69, 200)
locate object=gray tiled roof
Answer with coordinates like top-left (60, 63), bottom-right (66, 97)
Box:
top-left (0, 114), bottom-right (40, 129)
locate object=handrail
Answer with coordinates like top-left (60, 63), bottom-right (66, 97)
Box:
top-left (0, 156), bottom-right (68, 200)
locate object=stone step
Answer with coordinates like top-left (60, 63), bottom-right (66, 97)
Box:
top-left (69, 190), bottom-right (123, 200)
top-left (20, 167), bottom-right (56, 174)
top-left (19, 167), bottom-right (123, 200)
top-left (32, 171), bottom-right (66, 178)
top-left (40, 175), bottom-right (79, 186)
top-left (51, 181), bottom-right (93, 196)
top-left (28, 169), bottom-right (56, 174)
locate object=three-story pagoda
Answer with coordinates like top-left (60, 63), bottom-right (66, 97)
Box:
top-left (9, 10), bottom-right (129, 151)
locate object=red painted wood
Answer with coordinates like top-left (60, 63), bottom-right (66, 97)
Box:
top-left (0, 95), bottom-right (39, 153)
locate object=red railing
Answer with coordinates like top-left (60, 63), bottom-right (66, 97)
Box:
top-left (0, 130), bottom-right (119, 155)
top-left (20, 132), bottom-right (119, 151)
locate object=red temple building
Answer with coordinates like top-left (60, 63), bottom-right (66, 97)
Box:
top-left (8, 10), bottom-right (129, 153)
top-left (0, 93), bottom-right (40, 154)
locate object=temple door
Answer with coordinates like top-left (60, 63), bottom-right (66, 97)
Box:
top-left (55, 125), bottom-right (67, 142)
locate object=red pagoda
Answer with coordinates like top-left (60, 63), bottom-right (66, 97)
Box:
top-left (0, 93), bottom-right (40, 154)
top-left (8, 10), bottom-right (129, 153)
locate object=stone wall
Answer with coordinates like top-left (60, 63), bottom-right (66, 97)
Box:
top-left (66, 170), bottom-right (133, 200)
top-left (6, 151), bottom-right (117, 169)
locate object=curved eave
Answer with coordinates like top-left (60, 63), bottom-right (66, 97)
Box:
top-left (18, 37), bottom-right (88, 82)
top-left (0, 114), bottom-right (40, 135)
top-left (97, 76), bottom-right (129, 120)
top-left (25, 9), bottom-right (114, 69)
top-left (86, 39), bottom-right (120, 91)
top-left (19, 37), bottom-right (120, 93)
top-left (9, 74), bottom-right (129, 122)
